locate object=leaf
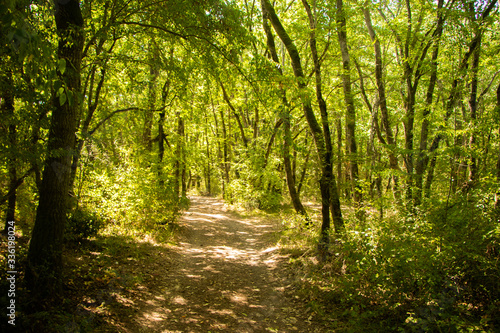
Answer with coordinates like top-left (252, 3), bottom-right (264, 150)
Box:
top-left (66, 89), bottom-right (73, 106)
top-left (58, 58), bottom-right (66, 75)
top-left (59, 89), bottom-right (67, 106)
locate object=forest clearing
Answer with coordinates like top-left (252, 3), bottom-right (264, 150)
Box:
top-left (1, 0), bottom-right (500, 331)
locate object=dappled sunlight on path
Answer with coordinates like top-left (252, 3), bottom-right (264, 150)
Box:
top-left (98, 196), bottom-right (325, 332)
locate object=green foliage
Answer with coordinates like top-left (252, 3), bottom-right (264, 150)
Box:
top-left (278, 212), bottom-right (319, 256)
top-left (280, 195), bottom-right (500, 332)
top-left (72, 138), bottom-right (184, 242)
top-left (227, 178), bottom-right (282, 211)
top-left (226, 153), bottom-right (283, 211)
top-left (65, 208), bottom-right (105, 242)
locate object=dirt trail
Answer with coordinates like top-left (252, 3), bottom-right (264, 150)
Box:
top-left (116, 196), bottom-right (326, 332)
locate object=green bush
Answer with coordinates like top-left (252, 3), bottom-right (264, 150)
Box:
top-left (65, 208), bottom-right (105, 242)
top-left (227, 178), bottom-right (282, 211)
top-left (280, 194), bottom-right (500, 332)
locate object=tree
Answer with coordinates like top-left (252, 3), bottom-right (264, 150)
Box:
top-left (261, 5), bottom-right (308, 219)
top-left (261, 0), bottom-right (344, 258)
top-left (26, 0), bottom-right (85, 302)
top-left (362, 3), bottom-right (401, 201)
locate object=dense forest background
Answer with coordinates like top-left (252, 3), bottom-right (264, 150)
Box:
top-left (1, 0), bottom-right (499, 331)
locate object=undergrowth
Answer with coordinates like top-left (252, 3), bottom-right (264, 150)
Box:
top-left (0, 206), bottom-right (181, 332)
top-left (278, 193), bottom-right (500, 332)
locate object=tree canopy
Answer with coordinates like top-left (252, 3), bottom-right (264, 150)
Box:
top-left (1, 0), bottom-right (499, 331)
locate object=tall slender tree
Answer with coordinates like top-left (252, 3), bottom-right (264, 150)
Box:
top-left (261, 0), bottom-right (344, 259)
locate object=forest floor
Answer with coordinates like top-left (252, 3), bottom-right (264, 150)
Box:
top-left (60, 196), bottom-right (330, 332)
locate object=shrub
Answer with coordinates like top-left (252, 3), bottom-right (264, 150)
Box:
top-left (65, 208), bottom-right (105, 242)
top-left (279, 193), bottom-right (500, 332)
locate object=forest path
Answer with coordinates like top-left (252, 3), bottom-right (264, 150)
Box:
top-left (115, 196), bottom-right (326, 333)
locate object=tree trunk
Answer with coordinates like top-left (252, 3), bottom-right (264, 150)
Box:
top-left (336, 117), bottom-right (342, 195)
top-left (283, 109), bottom-right (309, 217)
top-left (297, 144), bottom-right (312, 195)
top-left (68, 14), bottom-right (115, 195)
top-left (6, 111), bottom-right (16, 225)
top-left (174, 113), bottom-right (185, 199)
top-left (303, 0), bottom-right (342, 224)
top-left (26, 0), bottom-right (84, 303)
top-left (143, 39), bottom-right (159, 151)
top-left (261, 0), bottom-right (344, 259)
top-left (158, 107), bottom-right (166, 186)
top-left (467, 33), bottom-right (481, 186)
top-left (421, 0), bottom-right (497, 196)
top-left (336, 0), bottom-right (362, 216)
top-left (1, 70), bottom-right (16, 231)
top-left (205, 124), bottom-right (211, 195)
top-left (262, 5), bottom-right (308, 219)
top-left (495, 83), bottom-right (500, 208)
top-left (414, 0), bottom-right (444, 205)
top-left (220, 106), bottom-right (230, 196)
top-left (220, 80), bottom-right (248, 149)
top-left (363, 5), bottom-right (401, 201)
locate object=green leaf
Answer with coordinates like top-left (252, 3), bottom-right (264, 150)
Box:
top-left (58, 87), bottom-right (67, 106)
top-left (58, 58), bottom-right (66, 75)
top-left (66, 89), bottom-right (73, 106)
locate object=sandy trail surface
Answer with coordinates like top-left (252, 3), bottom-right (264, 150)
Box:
top-left (99, 196), bottom-right (327, 332)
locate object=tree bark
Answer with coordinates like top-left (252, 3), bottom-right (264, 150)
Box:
top-left (303, 0), bottom-right (342, 223)
top-left (219, 80), bottom-right (248, 149)
top-left (262, 5), bottom-right (308, 219)
top-left (336, 0), bottom-right (363, 219)
top-left (297, 144), bottom-right (312, 196)
top-left (414, 0), bottom-right (444, 205)
top-left (205, 123), bottom-right (211, 195)
top-left (467, 32), bottom-right (481, 186)
top-left (219, 105), bottom-right (230, 197)
top-left (363, 5), bottom-right (401, 201)
top-left (68, 11), bottom-right (116, 195)
top-left (174, 113), bottom-right (186, 199)
top-left (26, 0), bottom-right (84, 302)
top-left (422, 0), bottom-right (497, 194)
top-left (143, 39), bottom-right (159, 151)
top-left (283, 109), bottom-right (309, 217)
top-left (495, 83), bottom-right (500, 208)
top-left (1, 70), bottom-right (17, 230)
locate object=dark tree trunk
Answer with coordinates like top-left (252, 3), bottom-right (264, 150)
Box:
top-left (336, 117), bottom-right (342, 194)
top-left (414, 0), bottom-right (444, 205)
top-left (303, 0), bottom-right (341, 224)
top-left (467, 33), bottom-right (481, 186)
top-left (6, 115), bottom-right (16, 225)
top-left (363, 6), bottom-right (401, 201)
top-left (158, 109), bottom-right (166, 183)
top-left (143, 39), bottom-right (159, 151)
top-left (1, 70), bottom-right (16, 231)
top-left (220, 106), bottom-right (230, 197)
top-left (262, 5), bottom-right (308, 219)
top-left (68, 8), bottom-right (114, 195)
top-left (336, 0), bottom-right (362, 211)
top-left (283, 109), bottom-right (309, 218)
top-left (261, 0), bottom-right (344, 259)
top-left (496, 83), bottom-right (500, 208)
top-left (205, 125), bottom-right (211, 195)
top-left (297, 145), bottom-right (312, 196)
top-left (26, 0), bottom-right (84, 303)
top-left (174, 113), bottom-right (185, 199)
top-left (421, 0), bottom-right (497, 196)
top-left (220, 80), bottom-right (248, 149)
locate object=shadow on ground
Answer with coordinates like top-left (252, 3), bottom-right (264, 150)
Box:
top-left (4, 196), bottom-right (328, 332)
